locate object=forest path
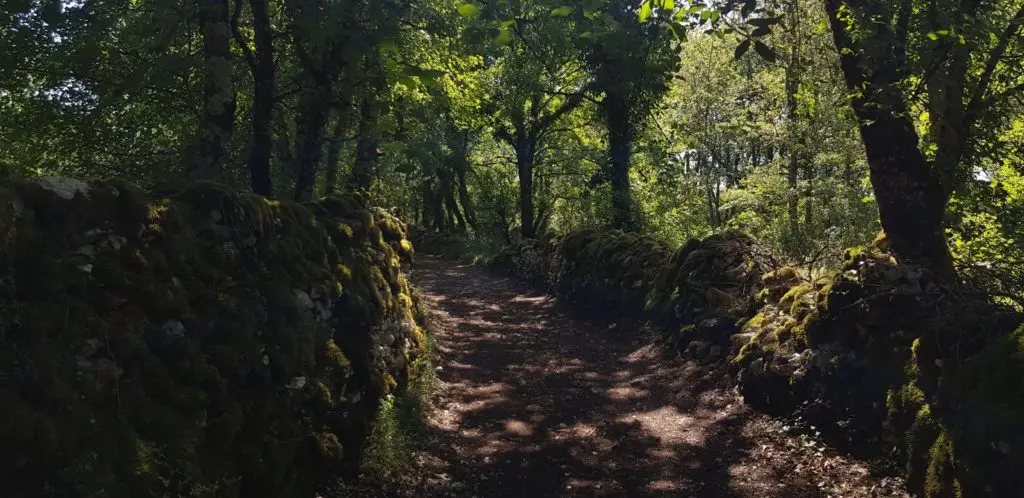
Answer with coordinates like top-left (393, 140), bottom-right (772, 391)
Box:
top-left (357, 256), bottom-right (905, 497)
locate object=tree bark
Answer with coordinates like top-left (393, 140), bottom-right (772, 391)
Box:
top-left (293, 80), bottom-right (330, 202)
top-left (189, 0), bottom-right (236, 181)
top-left (348, 98), bottom-right (380, 193)
top-left (324, 112), bottom-right (348, 195)
top-left (515, 138), bottom-right (538, 238)
top-left (605, 90), bottom-right (635, 231)
top-left (457, 169), bottom-right (477, 231)
top-left (825, 0), bottom-right (955, 278)
top-left (246, 0), bottom-right (274, 196)
top-left (273, 110), bottom-right (296, 179)
top-left (785, 0), bottom-right (801, 234)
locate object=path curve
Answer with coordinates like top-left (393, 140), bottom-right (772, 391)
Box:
top-left (353, 256), bottom-right (905, 497)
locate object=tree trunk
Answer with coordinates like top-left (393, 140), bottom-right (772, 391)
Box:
top-left (605, 90), bottom-right (635, 231)
top-left (273, 110), bottom-right (296, 180)
top-left (825, 0), bottom-right (955, 278)
top-left (293, 80), bottom-right (330, 202)
top-left (246, 0), bottom-right (274, 196)
top-left (784, 2), bottom-right (801, 235)
top-left (515, 138), bottom-right (537, 238)
top-left (348, 98), bottom-right (379, 193)
top-left (189, 0), bottom-right (235, 181)
top-left (324, 112), bottom-right (348, 195)
top-left (804, 160), bottom-right (814, 226)
top-left (457, 170), bottom-right (477, 231)
top-left (445, 187), bottom-right (466, 233)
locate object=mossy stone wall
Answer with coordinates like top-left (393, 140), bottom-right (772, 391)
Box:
top-left (0, 178), bottom-right (424, 497)
top-left (495, 229), bottom-right (1024, 497)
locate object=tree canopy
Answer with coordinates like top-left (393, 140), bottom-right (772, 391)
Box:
top-left (2, 0), bottom-right (1023, 296)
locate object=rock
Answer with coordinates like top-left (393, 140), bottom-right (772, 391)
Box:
top-left (162, 320), bottom-right (185, 337)
top-left (686, 340), bottom-right (711, 359)
top-left (37, 176), bottom-right (91, 200)
top-left (293, 289), bottom-right (314, 312)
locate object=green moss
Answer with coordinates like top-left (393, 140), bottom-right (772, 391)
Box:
top-left (0, 178), bottom-right (425, 497)
top-left (924, 430), bottom-right (961, 498)
top-left (742, 312), bottom-right (767, 332)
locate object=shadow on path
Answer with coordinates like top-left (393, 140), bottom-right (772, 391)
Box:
top-left (404, 257), bottom-right (825, 497)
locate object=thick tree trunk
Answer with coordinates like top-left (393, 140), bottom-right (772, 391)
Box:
top-left (273, 110), bottom-right (295, 179)
top-left (189, 0), bottom-right (236, 181)
top-left (348, 99), bottom-right (379, 193)
top-left (825, 0), bottom-right (955, 278)
top-left (246, 0), bottom-right (274, 196)
top-left (293, 81), bottom-right (330, 202)
top-left (324, 113), bottom-right (348, 195)
top-left (457, 169), bottom-right (477, 231)
top-left (515, 139), bottom-right (537, 238)
top-left (445, 186), bottom-right (466, 233)
top-left (605, 91), bottom-right (635, 231)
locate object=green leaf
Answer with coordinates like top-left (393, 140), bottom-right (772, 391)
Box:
top-left (815, 20), bottom-right (828, 32)
top-left (662, 0), bottom-right (675, 9)
top-left (457, 3), bottom-right (479, 17)
top-left (752, 25), bottom-right (771, 36)
top-left (734, 39), bottom-right (751, 59)
top-left (495, 28), bottom-right (512, 45)
top-left (668, 22), bottom-right (684, 40)
top-left (406, 67), bottom-right (446, 79)
top-left (378, 39), bottom-right (399, 55)
top-left (927, 31), bottom-right (939, 40)
top-left (639, 0), bottom-right (653, 21)
top-left (753, 40), bottom-right (777, 62)
top-left (551, 6), bottom-right (574, 17)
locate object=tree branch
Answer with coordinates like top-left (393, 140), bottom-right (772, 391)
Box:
top-left (229, 0), bottom-right (257, 73)
top-left (969, 4), bottom-right (1024, 114)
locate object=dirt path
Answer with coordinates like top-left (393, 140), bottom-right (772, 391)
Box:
top-left (350, 257), bottom-right (906, 497)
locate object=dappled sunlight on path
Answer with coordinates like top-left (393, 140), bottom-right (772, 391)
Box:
top-left (347, 256), bottom-right (905, 497)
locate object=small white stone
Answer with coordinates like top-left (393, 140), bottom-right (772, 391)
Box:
top-left (293, 289), bottom-right (314, 312)
top-left (163, 320), bottom-right (185, 337)
top-left (37, 177), bottom-right (91, 200)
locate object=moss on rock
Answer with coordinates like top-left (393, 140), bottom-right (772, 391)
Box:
top-left (0, 178), bottom-right (424, 497)
top-left (735, 237), bottom-right (1024, 497)
top-left (497, 228), bottom-right (1024, 497)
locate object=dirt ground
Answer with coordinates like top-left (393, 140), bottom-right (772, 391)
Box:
top-left (332, 256), bottom-right (907, 497)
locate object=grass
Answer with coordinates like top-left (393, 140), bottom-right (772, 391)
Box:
top-left (360, 321), bottom-right (441, 479)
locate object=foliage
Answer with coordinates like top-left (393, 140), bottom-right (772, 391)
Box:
top-left (3, 0), bottom-right (1024, 493)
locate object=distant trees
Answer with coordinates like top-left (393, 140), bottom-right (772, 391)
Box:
top-left (824, 0), bottom-right (1024, 278)
top-left (2, 0), bottom-right (1023, 289)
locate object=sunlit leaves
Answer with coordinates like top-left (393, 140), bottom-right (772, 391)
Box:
top-left (551, 6), bottom-right (574, 17)
top-left (639, 0), bottom-right (653, 21)
top-left (457, 4), bottom-right (480, 17)
top-left (495, 28), bottom-right (513, 45)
